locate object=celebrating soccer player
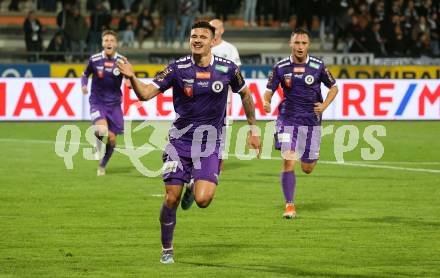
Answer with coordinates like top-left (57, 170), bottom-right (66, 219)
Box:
top-left (263, 28), bottom-right (338, 219)
top-left (117, 21), bottom-right (261, 264)
top-left (81, 30), bottom-right (126, 176)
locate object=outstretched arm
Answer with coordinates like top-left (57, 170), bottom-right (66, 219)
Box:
top-left (117, 58), bottom-right (160, 101)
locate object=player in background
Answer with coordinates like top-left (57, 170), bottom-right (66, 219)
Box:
top-left (209, 19), bottom-right (241, 66)
top-left (209, 19), bottom-right (241, 121)
top-left (117, 21), bottom-right (261, 264)
top-left (81, 30), bottom-right (125, 176)
top-left (263, 28), bottom-right (338, 219)
top-left (209, 18), bottom-right (241, 168)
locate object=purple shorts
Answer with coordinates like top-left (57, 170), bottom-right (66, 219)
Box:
top-left (90, 102), bottom-right (124, 135)
top-left (162, 152), bottom-right (221, 186)
top-left (274, 118), bottom-right (321, 163)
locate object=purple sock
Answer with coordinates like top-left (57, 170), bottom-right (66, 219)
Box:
top-left (160, 203), bottom-right (177, 249)
top-left (99, 143), bottom-right (114, 167)
top-left (281, 171), bottom-right (296, 203)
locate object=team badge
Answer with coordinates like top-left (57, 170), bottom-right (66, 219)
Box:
top-left (184, 84), bottom-right (193, 97)
top-left (283, 74), bottom-right (292, 88)
top-left (212, 81), bottom-right (224, 93)
top-left (113, 68), bottom-right (120, 76)
top-left (305, 75), bottom-right (315, 85)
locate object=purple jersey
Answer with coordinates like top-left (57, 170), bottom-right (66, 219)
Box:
top-left (153, 54), bottom-right (245, 156)
top-left (266, 55), bottom-right (336, 126)
top-left (81, 51), bottom-right (125, 105)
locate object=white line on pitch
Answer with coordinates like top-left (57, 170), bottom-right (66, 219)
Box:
top-left (1, 138), bottom-right (440, 174)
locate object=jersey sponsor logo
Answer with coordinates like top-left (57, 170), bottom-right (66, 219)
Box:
top-left (212, 81), bottom-right (224, 93)
top-left (197, 81), bottom-right (209, 88)
top-left (163, 161), bottom-right (179, 174)
top-left (294, 67), bottom-right (305, 73)
top-left (215, 64), bottom-right (228, 73)
top-left (177, 63), bottom-right (191, 69)
top-left (105, 68), bottom-right (112, 72)
top-left (196, 72), bottom-right (211, 79)
top-left (309, 62), bottom-right (320, 70)
top-left (305, 75), bottom-right (315, 85)
top-left (294, 74), bottom-right (303, 79)
top-left (104, 62), bottom-right (114, 67)
top-left (182, 78), bottom-right (194, 84)
top-left (113, 68), bottom-right (120, 76)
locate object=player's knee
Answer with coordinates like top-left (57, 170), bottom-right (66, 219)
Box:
top-left (95, 126), bottom-right (108, 137)
top-left (195, 196), bottom-right (212, 208)
top-left (301, 165), bottom-right (314, 174)
top-left (165, 193), bottom-right (181, 207)
top-left (108, 136), bottom-right (117, 147)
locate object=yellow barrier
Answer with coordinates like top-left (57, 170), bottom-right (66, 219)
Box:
top-left (328, 66), bottom-right (440, 79)
top-left (51, 64), bottom-right (166, 78)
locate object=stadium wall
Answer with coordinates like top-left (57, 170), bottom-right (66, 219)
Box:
top-left (1, 64), bottom-right (440, 80)
top-left (1, 78), bottom-right (439, 121)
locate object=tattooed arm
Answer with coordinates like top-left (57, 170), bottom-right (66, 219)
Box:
top-left (239, 87), bottom-right (257, 127)
top-left (238, 87), bottom-right (261, 156)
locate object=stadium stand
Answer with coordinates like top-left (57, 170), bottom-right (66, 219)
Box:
top-left (0, 0), bottom-right (439, 63)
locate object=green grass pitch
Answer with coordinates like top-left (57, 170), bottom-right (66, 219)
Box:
top-left (0, 121), bottom-right (439, 277)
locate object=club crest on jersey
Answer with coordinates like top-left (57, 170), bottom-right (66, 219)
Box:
top-left (184, 84), bottom-right (193, 97)
top-left (305, 75), bottom-right (315, 85)
top-left (212, 81), bottom-right (224, 93)
top-left (196, 72), bottom-right (211, 79)
top-left (283, 73), bottom-right (292, 88)
top-left (113, 68), bottom-right (120, 76)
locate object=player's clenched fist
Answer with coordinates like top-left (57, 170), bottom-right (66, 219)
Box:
top-left (117, 57), bottom-right (134, 79)
top-left (81, 86), bottom-right (88, 95)
top-left (264, 101), bottom-right (271, 113)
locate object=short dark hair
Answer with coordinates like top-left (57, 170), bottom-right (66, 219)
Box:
top-left (191, 21), bottom-right (216, 37)
top-left (102, 29), bottom-right (118, 40)
top-left (291, 28), bottom-right (310, 38)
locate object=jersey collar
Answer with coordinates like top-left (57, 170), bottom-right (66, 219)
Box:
top-left (191, 54), bottom-right (215, 67)
top-left (290, 54), bottom-right (309, 64)
top-left (101, 51), bottom-right (119, 60)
